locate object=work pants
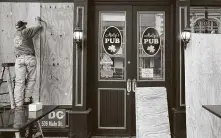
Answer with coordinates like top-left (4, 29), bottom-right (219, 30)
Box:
top-left (14, 55), bottom-right (37, 106)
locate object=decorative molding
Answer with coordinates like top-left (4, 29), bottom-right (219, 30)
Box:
top-left (179, 6), bottom-right (187, 107)
top-left (69, 108), bottom-right (92, 114)
top-left (75, 6), bottom-right (85, 107)
top-left (98, 88), bottom-right (126, 129)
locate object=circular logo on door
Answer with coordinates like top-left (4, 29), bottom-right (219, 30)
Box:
top-left (102, 26), bottom-right (122, 55)
top-left (142, 27), bottom-right (161, 56)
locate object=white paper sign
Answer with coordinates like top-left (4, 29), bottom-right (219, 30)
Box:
top-left (141, 68), bottom-right (153, 78)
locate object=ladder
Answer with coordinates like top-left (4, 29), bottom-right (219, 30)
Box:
top-left (0, 63), bottom-right (15, 109)
top-left (0, 63), bottom-right (44, 138)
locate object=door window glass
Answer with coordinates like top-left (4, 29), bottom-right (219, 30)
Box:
top-left (137, 11), bottom-right (165, 81)
top-left (98, 12), bottom-right (126, 81)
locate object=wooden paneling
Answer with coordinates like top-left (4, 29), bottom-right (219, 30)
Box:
top-left (0, 2), bottom-right (74, 105)
top-left (185, 34), bottom-right (221, 138)
top-left (0, 2), bottom-right (74, 138)
top-left (0, 2), bottom-right (40, 102)
top-left (40, 3), bottom-right (74, 105)
top-left (69, 108), bottom-right (92, 138)
top-left (172, 108), bottom-right (186, 138)
top-left (98, 89), bottom-right (126, 128)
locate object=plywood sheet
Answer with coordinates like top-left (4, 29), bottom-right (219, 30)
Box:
top-left (185, 34), bottom-right (221, 138)
top-left (0, 3), bottom-right (41, 103)
top-left (40, 3), bottom-right (74, 105)
top-left (135, 87), bottom-right (170, 138)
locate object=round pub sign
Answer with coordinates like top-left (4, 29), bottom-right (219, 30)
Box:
top-left (102, 26), bottom-right (122, 55)
top-left (142, 27), bottom-right (161, 56)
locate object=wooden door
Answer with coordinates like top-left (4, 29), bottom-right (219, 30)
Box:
top-left (94, 5), bottom-right (133, 136)
top-left (131, 6), bottom-right (170, 135)
top-left (93, 5), bottom-right (171, 136)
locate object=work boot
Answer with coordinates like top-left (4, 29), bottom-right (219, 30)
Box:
top-left (24, 97), bottom-right (33, 105)
top-left (13, 106), bottom-right (25, 128)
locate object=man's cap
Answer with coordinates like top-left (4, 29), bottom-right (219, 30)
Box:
top-left (15, 21), bottom-right (27, 29)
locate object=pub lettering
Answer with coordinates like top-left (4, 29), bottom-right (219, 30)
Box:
top-left (144, 39), bottom-right (159, 44)
top-left (105, 38), bottom-right (120, 43)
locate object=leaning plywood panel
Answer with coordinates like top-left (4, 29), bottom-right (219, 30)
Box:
top-left (136, 87), bottom-right (170, 138)
top-left (0, 3), bottom-right (41, 103)
top-left (185, 34), bottom-right (221, 138)
top-left (40, 3), bottom-right (74, 105)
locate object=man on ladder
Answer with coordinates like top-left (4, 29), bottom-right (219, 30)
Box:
top-left (13, 16), bottom-right (43, 107)
top-left (13, 16), bottom-right (44, 138)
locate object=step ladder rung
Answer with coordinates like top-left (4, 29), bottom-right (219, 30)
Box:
top-left (1, 63), bottom-right (15, 67)
top-left (0, 92), bottom-right (9, 95)
top-left (0, 63), bottom-right (15, 109)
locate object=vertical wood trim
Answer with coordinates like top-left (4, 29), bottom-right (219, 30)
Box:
top-left (75, 6), bottom-right (84, 107)
top-left (81, 7), bottom-right (84, 106)
top-left (74, 6), bottom-right (79, 107)
top-left (179, 6), bottom-right (187, 107)
top-left (75, 44), bottom-right (79, 106)
top-left (72, 0), bottom-right (87, 111)
top-left (80, 6), bottom-right (84, 106)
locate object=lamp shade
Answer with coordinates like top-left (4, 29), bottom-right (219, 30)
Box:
top-left (73, 26), bottom-right (83, 42)
top-left (181, 28), bottom-right (191, 43)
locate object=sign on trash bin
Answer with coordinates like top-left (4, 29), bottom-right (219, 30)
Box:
top-left (40, 109), bottom-right (66, 128)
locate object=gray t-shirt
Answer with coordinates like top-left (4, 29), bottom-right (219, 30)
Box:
top-left (14, 25), bottom-right (42, 56)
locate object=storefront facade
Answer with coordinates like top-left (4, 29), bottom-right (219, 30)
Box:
top-left (72, 0), bottom-right (175, 137)
top-left (0, 0), bottom-right (220, 137)
top-left (71, 0), bottom-right (221, 138)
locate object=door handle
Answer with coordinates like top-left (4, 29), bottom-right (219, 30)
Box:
top-left (127, 79), bottom-right (131, 93)
top-left (132, 79), bottom-right (137, 92)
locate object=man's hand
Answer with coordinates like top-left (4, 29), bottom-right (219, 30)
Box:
top-left (35, 16), bottom-right (42, 21)
top-left (34, 16), bottom-right (43, 28)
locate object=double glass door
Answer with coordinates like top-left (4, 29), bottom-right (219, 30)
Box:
top-left (95, 5), bottom-right (168, 136)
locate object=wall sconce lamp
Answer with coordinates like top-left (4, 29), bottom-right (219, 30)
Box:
top-left (181, 28), bottom-right (191, 49)
top-left (73, 26), bottom-right (83, 48)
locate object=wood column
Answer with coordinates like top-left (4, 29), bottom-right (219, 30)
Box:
top-left (173, 0), bottom-right (190, 137)
top-left (175, 0), bottom-right (190, 109)
top-left (69, 0), bottom-right (92, 137)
